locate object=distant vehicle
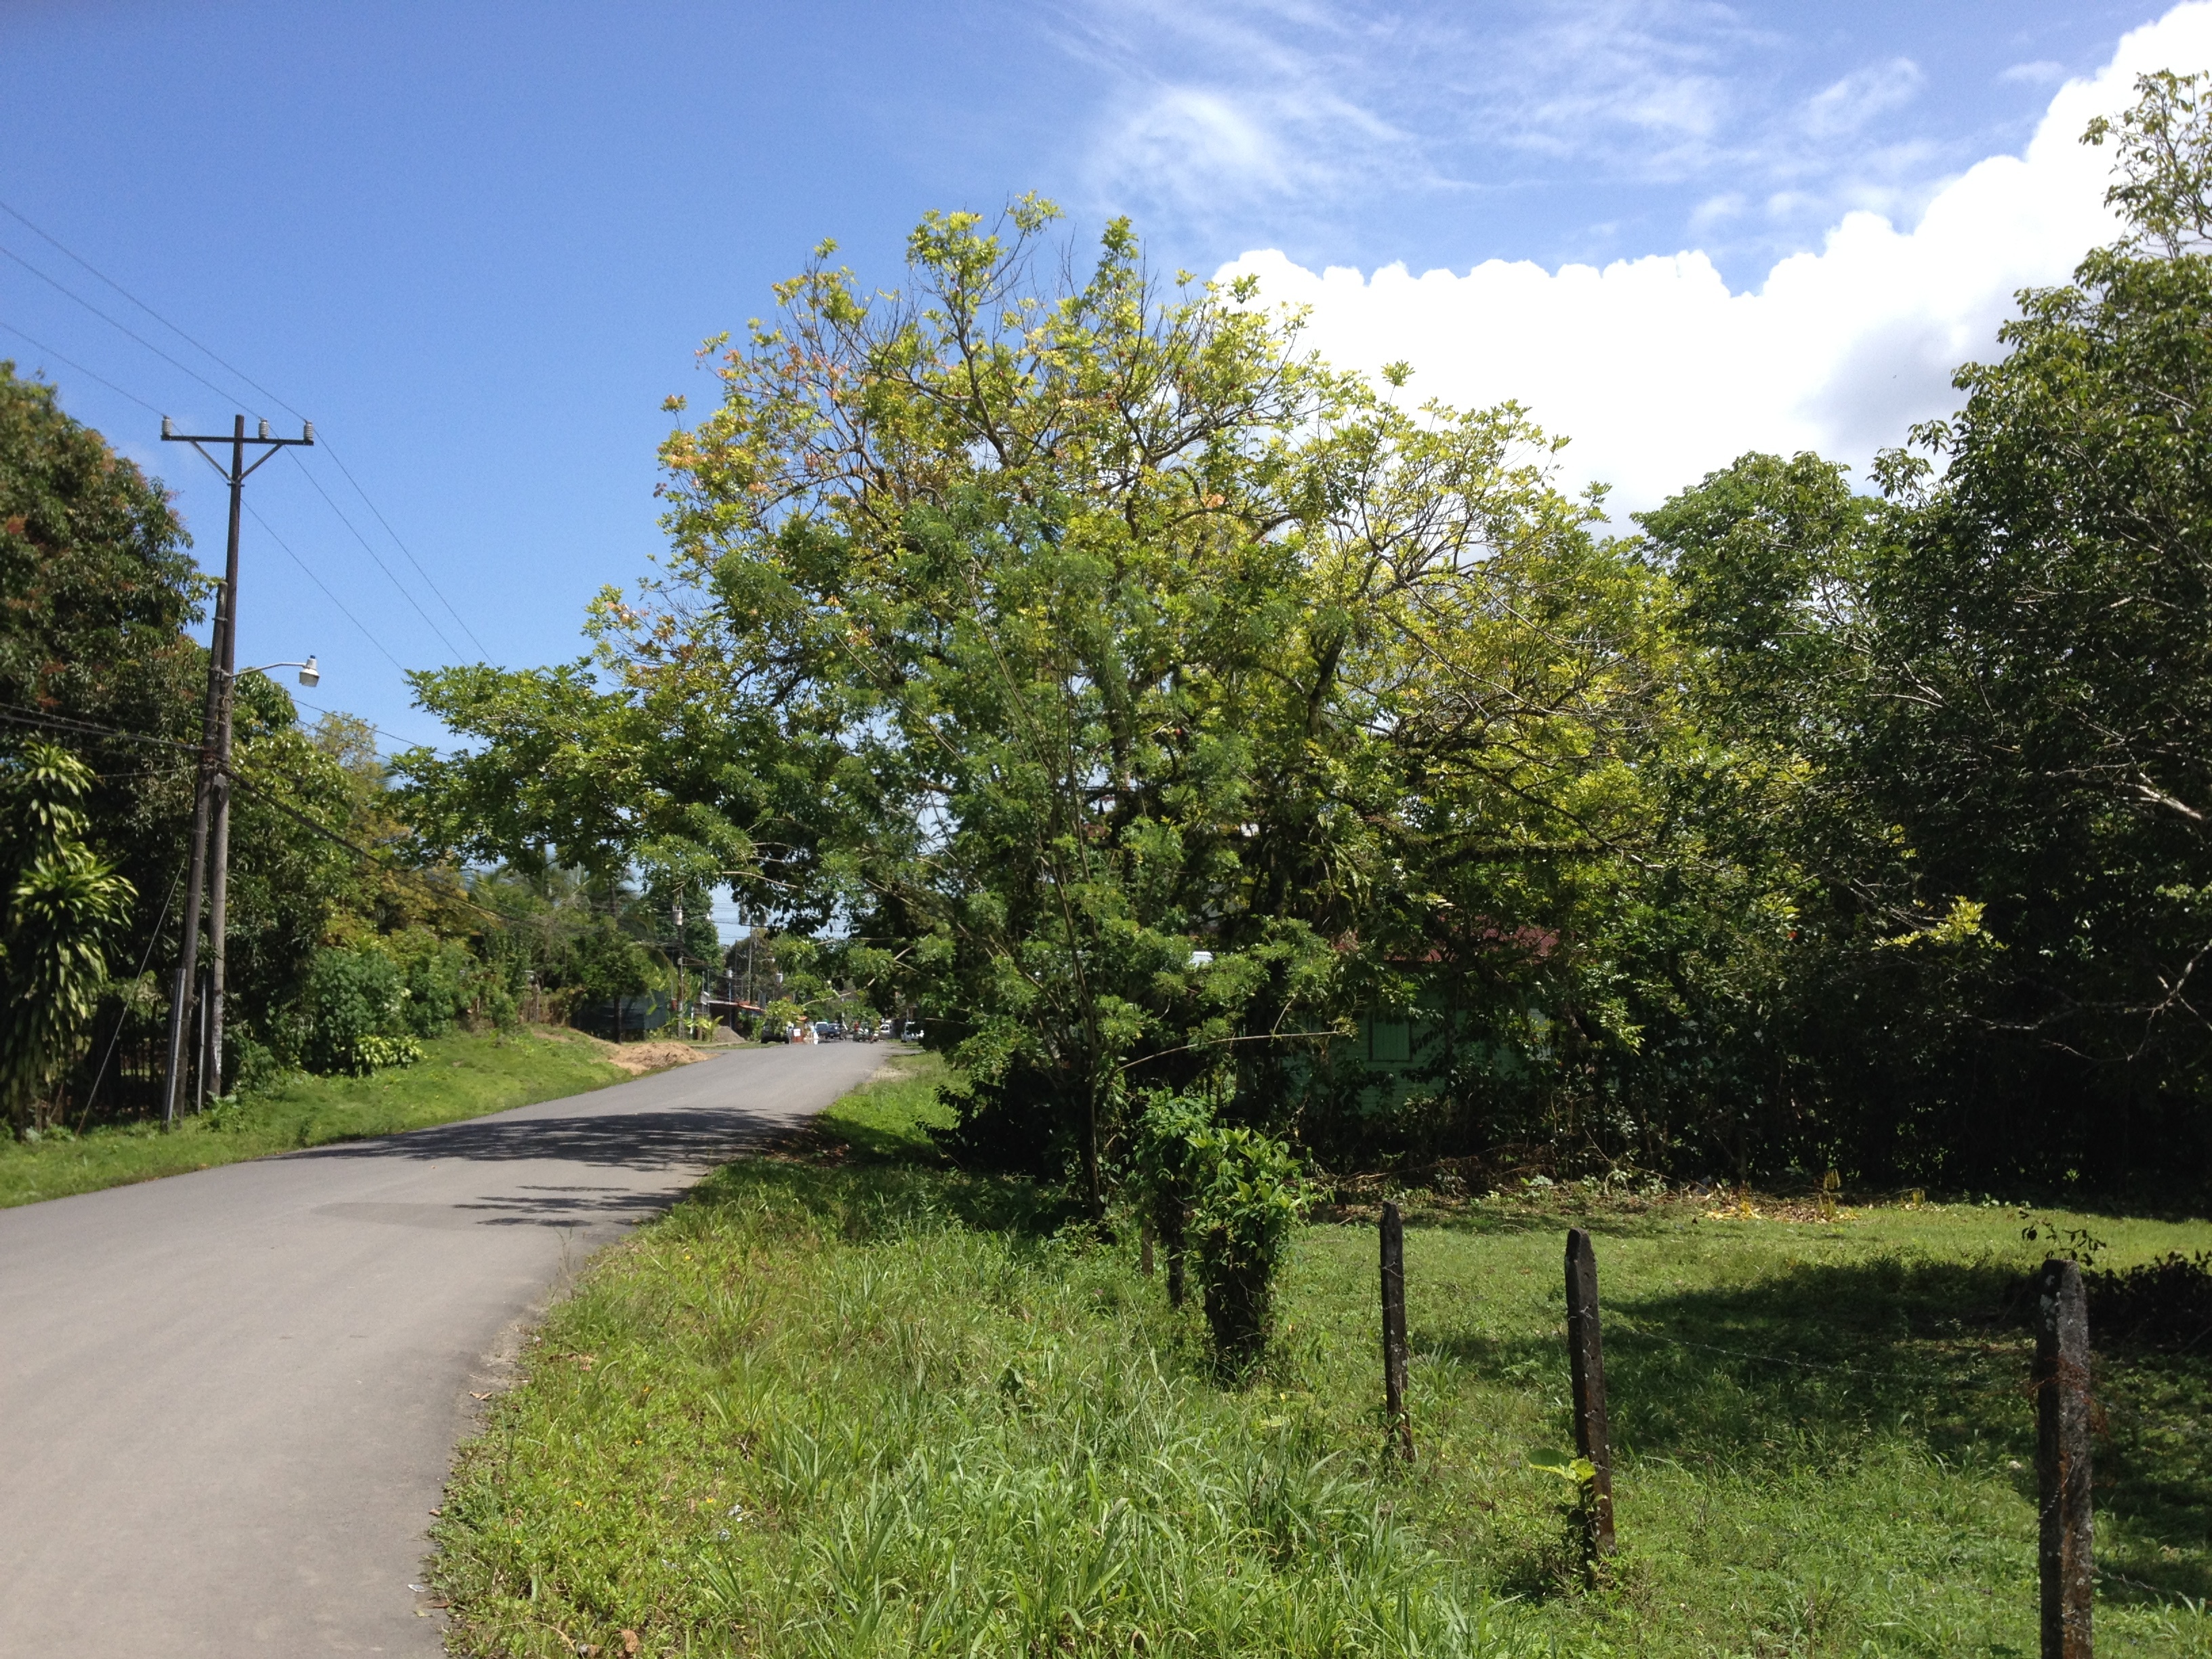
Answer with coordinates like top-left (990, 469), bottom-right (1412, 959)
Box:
top-left (901, 1022), bottom-right (924, 1042)
top-left (878, 1018), bottom-right (896, 1039)
top-left (819, 1021), bottom-right (844, 1041)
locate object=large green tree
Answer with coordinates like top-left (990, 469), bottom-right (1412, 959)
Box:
top-left (407, 204), bottom-right (1727, 1195)
top-left (1640, 72), bottom-right (2212, 1187)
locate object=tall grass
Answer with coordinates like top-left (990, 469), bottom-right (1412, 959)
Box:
top-left (432, 1078), bottom-right (2212, 1657)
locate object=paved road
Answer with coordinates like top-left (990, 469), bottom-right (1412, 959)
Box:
top-left (0, 1041), bottom-right (885, 1656)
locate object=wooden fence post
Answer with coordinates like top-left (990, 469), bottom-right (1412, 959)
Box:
top-left (1380, 1200), bottom-right (1413, 1459)
top-left (2036, 1256), bottom-right (2093, 1659)
top-left (1160, 1199), bottom-right (1187, 1309)
top-left (1564, 1227), bottom-right (1616, 1561)
top-left (1139, 1215), bottom-right (1154, 1277)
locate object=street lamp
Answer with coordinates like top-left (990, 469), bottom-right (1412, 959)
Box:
top-left (234, 657), bottom-right (319, 688)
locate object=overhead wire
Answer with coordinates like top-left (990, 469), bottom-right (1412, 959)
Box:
top-left (0, 279), bottom-right (426, 687)
top-left (239, 501), bottom-right (411, 674)
top-left (283, 454), bottom-right (468, 661)
top-left (78, 859), bottom-right (185, 1130)
top-left (0, 699), bottom-right (501, 926)
top-left (0, 198), bottom-right (292, 419)
top-left (318, 439), bottom-right (489, 658)
top-left (0, 241), bottom-right (249, 414)
top-left (0, 319), bottom-right (164, 416)
top-left (0, 196), bottom-right (488, 661)
top-left (287, 696), bottom-right (443, 757)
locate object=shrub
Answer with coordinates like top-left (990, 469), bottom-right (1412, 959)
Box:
top-left (1190, 1123), bottom-right (1313, 1367)
top-left (355, 1033), bottom-right (425, 1070)
top-left (1132, 1091), bottom-right (1313, 1368)
top-left (297, 946), bottom-right (406, 1075)
top-left (383, 928), bottom-right (476, 1037)
top-left (1131, 1090), bottom-right (1214, 1309)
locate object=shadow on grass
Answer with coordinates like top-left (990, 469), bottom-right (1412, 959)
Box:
top-left (684, 1147), bottom-right (1084, 1243)
top-left (1428, 1251), bottom-right (2212, 1605)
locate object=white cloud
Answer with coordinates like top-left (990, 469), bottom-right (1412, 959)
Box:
top-left (1804, 58), bottom-right (1924, 138)
top-left (1220, 4), bottom-right (2212, 514)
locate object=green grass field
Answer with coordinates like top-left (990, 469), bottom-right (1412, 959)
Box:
top-left (432, 1059), bottom-right (2212, 1657)
top-left (0, 1026), bottom-right (635, 1210)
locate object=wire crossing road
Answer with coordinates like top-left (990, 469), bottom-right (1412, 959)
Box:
top-left (0, 1042), bottom-right (885, 1656)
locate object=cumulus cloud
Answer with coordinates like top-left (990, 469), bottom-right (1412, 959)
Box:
top-left (1219, 5), bottom-right (2212, 514)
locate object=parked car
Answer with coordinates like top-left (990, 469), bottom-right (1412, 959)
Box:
top-left (901, 1022), bottom-right (924, 1042)
top-left (818, 1021), bottom-right (843, 1041)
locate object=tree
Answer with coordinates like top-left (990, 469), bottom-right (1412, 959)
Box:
top-left (1633, 71), bottom-right (2212, 1186)
top-left (409, 201), bottom-right (1692, 1203)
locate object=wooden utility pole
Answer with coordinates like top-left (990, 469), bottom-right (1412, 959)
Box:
top-left (158, 415), bottom-right (312, 1124)
top-left (1380, 1200), bottom-right (1413, 1458)
top-left (1565, 1227), bottom-right (1616, 1561)
top-left (2036, 1257), bottom-right (2094, 1659)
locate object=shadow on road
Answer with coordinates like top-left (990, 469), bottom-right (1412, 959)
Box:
top-left (287, 1105), bottom-right (800, 1172)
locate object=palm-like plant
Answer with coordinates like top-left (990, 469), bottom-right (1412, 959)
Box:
top-left (0, 744), bottom-right (134, 1134)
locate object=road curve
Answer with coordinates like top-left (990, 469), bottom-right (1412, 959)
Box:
top-left (0, 1040), bottom-right (886, 1656)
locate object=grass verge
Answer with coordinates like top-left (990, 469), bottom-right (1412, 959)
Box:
top-left (1, 1026), bottom-right (638, 1210)
top-left (433, 1070), bottom-right (2212, 1658)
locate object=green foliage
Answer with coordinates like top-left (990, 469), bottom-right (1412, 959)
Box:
top-left (404, 71), bottom-right (2212, 1197)
top-left (1188, 1120), bottom-right (1313, 1365)
top-left (0, 743), bottom-right (133, 1134)
top-left (409, 202), bottom-right (1683, 1205)
top-left (1130, 1091), bottom-right (1312, 1364)
top-left (293, 945), bottom-right (407, 1076)
top-left (0, 363), bottom-right (199, 732)
top-left (355, 1033), bottom-right (425, 1069)
top-left (1622, 69), bottom-right (2212, 1187)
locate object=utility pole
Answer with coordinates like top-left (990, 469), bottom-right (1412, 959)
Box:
top-left (159, 414), bottom-right (314, 1124)
top-left (672, 898), bottom-right (685, 1036)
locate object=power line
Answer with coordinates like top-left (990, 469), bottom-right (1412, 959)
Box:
top-left (0, 698), bottom-right (503, 926)
top-left (0, 703), bottom-right (199, 753)
top-left (0, 320), bottom-right (163, 415)
top-left (79, 859), bottom-right (186, 1130)
top-left (0, 320), bottom-right (427, 684)
top-left (0, 197), bottom-right (487, 661)
top-left (0, 197), bottom-right (292, 419)
top-left (288, 695), bottom-right (443, 757)
top-left (283, 453), bottom-right (467, 661)
top-left (239, 502), bottom-right (410, 675)
top-left (0, 241), bottom-right (246, 415)
top-left (317, 440), bottom-right (490, 658)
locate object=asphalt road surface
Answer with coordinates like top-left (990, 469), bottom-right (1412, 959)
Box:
top-left (0, 1040), bottom-right (886, 1656)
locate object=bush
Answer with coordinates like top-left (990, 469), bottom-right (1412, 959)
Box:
top-left (297, 946), bottom-right (406, 1076)
top-left (1132, 1092), bottom-right (1313, 1368)
top-left (356, 1033), bottom-right (425, 1069)
top-left (1190, 1124), bottom-right (1312, 1366)
top-left (2086, 1252), bottom-right (2212, 1349)
top-left (383, 928), bottom-right (477, 1037)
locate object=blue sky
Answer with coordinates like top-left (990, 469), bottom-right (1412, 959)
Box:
top-left (0, 0), bottom-right (2186, 766)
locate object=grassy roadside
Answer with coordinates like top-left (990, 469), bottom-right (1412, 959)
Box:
top-left (1, 1026), bottom-right (649, 1210)
top-left (432, 1061), bottom-right (2212, 1658)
